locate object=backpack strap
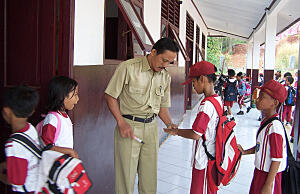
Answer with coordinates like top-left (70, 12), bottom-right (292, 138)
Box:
top-left (256, 117), bottom-right (280, 139)
top-left (9, 133), bottom-right (42, 159)
top-left (49, 112), bottom-right (62, 143)
top-left (199, 96), bottom-right (223, 160)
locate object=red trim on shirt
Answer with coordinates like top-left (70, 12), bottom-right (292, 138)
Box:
top-left (56, 111), bottom-right (68, 118)
top-left (6, 156), bottom-right (28, 185)
top-left (260, 124), bottom-right (272, 170)
top-left (269, 133), bottom-right (283, 158)
top-left (41, 124), bottom-right (57, 145)
top-left (5, 145), bottom-right (12, 148)
top-left (15, 123), bottom-right (30, 133)
top-left (192, 112), bottom-right (210, 134)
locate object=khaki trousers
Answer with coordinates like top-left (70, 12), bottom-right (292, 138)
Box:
top-left (114, 117), bottom-right (158, 194)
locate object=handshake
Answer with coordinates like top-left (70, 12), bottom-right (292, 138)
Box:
top-left (163, 123), bottom-right (179, 136)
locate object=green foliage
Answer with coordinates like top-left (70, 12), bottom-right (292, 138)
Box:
top-left (207, 37), bottom-right (222, 68)
top-left (275, 37), bottom-right (299, 71)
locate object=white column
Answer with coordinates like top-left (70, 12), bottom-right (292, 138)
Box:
top-left (246, 43), bottom-right (253, 70)
top-left (253, 34), bottom-right (260, 70)
top-left (264, 10), bottom-right (277, 70)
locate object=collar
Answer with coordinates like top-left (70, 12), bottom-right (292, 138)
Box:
top-left (16, 123), bottom-right (30, 133)
top-left (57, 111), bottom-right (68, 118)
top-left (260, 113), bottom-right (278, 126)
top-left (142, 56), bottom-right (152, 72)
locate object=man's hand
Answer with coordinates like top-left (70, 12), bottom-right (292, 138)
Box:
top-left (164, 128), bottom-right (178, 136)
top-left (118, 120), bottom-right (134, 139)
top-left (168, 123), bottom-right (178, 130)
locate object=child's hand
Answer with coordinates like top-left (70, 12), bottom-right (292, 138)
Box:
top-left (260, 183), bottom-right (273, 194)
top-left (69, 150), bottom-right (79, 159)
top-left (237, 144), bottom-right (245, 155)
top-left (163, 128), bottom-right (178, 136)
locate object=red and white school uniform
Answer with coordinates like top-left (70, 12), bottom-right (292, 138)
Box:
top-left (250, 114), bottom-right (287, 194)
top-left (281, 86), bottom-right (293, 123)
top-left (5, 123), bottom-right (40, 193)
top-left (41, 111), bottom-right (74, 148)
top-left (190, 94), bottom-right (222, 194)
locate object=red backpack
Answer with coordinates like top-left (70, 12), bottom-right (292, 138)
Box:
top-left (201, 97), bottom-right (242, 192)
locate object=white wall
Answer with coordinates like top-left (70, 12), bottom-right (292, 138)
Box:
top-left (144, 0), bottom-right (161, 42)
top-left (74, 0), bottom-right (105, 66)
top-left (73, 0), bottom-right (208, 66)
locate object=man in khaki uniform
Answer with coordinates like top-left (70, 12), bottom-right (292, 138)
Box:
top-left (105, 38), bottom-right (179, 194)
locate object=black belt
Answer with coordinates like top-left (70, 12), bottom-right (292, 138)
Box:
top-left (122, 114), bottom-right (157, 123)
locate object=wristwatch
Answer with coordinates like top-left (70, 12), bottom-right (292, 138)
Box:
top-left (166, 123), bottom-right (173, 128)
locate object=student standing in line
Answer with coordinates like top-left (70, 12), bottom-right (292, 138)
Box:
top-left (40, 76), bottom-right (79, 158)
top-left (238, 80), bottom-right (287, 194)
top-left (0, 85), bottom-right (39, 193)
top-left (223, 69), bottom-right (238, 121)
top-left (164, 61), bottom-right (220, 194)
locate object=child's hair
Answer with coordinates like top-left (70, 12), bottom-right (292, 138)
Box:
top-left (47, 76), bottom-right (78, 111)
top-left (286, 76), bottom-right (294, 85)
top-left (3, 85), bottom-right (39, 118)
top-left (284, 72), bottom-right (292, 78)
top-left (196, 73), bottom-right (217, 83)
top-left (237, 72), bottom-right (243, 77)
top-left (228, 69), bottom-right (235, 77)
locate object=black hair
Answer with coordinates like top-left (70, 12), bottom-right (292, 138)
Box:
top-left (152, 38), bottom-right (179, 55)
top-left (286, 76), bottom-right (294, 84)
top-left (228, 69), bottom-right (235, 77)
top-left (284, 72), bottom-right (292, 78)
top-left (3, 85), bottom-right (39, 118)
top-left (196, 74), bottom-right (217, 83)
top-left (237, 72), bottom-right (243, 77)
top-left (47, 76), bottom-right (78, 112)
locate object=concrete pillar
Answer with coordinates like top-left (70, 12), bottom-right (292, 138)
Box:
top-left (246, 43), bottom-right (253, 80)
top-left (293, 39), bottom-right (300, 157)
top-left (252, 33), bottom-right (260, 89)
top-left (264, 10), bottom-right (277, 83)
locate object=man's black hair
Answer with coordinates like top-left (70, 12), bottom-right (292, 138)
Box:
top-left (152, 38), bottom-right (179, 55)
top-left (47, 76), bottom-right (78, 111)
top-left (237, 72), bottom-right (243, 77)
top-left (228, 69), bottom-right (235, 77)
top-left (3, 85), bottom-right (39, 118)
top-left (284, 72), bottom-right (292, 78)
top-left (286, 76), bottom-right (294, 85)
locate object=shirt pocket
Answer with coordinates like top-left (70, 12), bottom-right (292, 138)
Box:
top-left (155, 86), bottom-right (165, 97)
top-left (128, 85), bottom-right (146, 104)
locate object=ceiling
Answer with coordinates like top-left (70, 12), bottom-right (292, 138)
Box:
top-left (193, 0), bottom-right (300, 40)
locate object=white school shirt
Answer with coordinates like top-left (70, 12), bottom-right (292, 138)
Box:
top-left (5, 123), bottom-right (40, 192)
top-left (191, 95), bottom-right (222, 170)
top-left (255, 116), bottom-right (287, 172)
top-left (41, 111), bottom-right (74, 148)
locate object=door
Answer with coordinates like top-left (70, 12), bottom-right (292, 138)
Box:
top-left (0, 0), bottom-right (74, 193)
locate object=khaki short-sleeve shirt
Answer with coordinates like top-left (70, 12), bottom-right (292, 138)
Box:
top-left (105, 56), bottom-right (171, 116)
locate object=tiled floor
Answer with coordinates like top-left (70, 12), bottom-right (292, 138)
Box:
top-left (134, 101), bottom-right (292, 194)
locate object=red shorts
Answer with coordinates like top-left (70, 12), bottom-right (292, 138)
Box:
top-left (238, 95), bottom-right (245, 105)
top-left (224, 101), bottom-right (234, 107)
top-left (250, 168), bottom-right (282, 194)
top-left (190, 167), bottom-right (217, 194)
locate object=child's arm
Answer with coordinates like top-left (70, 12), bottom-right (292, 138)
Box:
top-left (164, 128), bottom-right (200, 140)
top-left (237, 145), bottom-right (256, 155)
top-left (260, 161), bottom-right (280, 194)
top-left (50, 146), bottom-right (79, 159)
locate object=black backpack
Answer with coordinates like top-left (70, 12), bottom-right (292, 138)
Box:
top-left (285, 86), bottom-right (296, 106)
top-left (224, 80), bottom-right (238, 101)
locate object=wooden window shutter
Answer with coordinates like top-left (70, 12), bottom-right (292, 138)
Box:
top-left (161, 0), bottom-right (180, 30)
top-left (186, 13), bottom-right (194, 40)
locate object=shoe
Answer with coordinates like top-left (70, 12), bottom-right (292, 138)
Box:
top-left (258, 117), bottom-right (262, 121)
top-left (290, 137), bottom-right (294, 143)
top-left (246, 107), bottom-right (251, 113)
top-left (223, 110), bottom-right (228, 116)
top-left (231, 117), bottom-right (235, 121)
top-left (237, 111), bottom-right (244, 115)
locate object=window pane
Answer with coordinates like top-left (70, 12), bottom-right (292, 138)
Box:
top-left (119, 0), bottom-right (151, 46)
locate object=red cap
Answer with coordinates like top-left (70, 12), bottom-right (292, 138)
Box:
top-left (259, 80), bottom-right (287, 104)
top-left (181, 61), bottom-right (216, 85)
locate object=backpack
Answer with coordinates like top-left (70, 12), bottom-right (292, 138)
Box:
top-left (245, 82), bottom-right (251, 96)
top-left (8, 132), bottom-right (92, 194)
top-left (36, 112), bottom-right (61, 144)
top-left (224, 80), bottom-right (238, 101)
top-left (285, 86), bottom-right (296, 106)
top-left (201, 97), bottom-right (242, 192)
